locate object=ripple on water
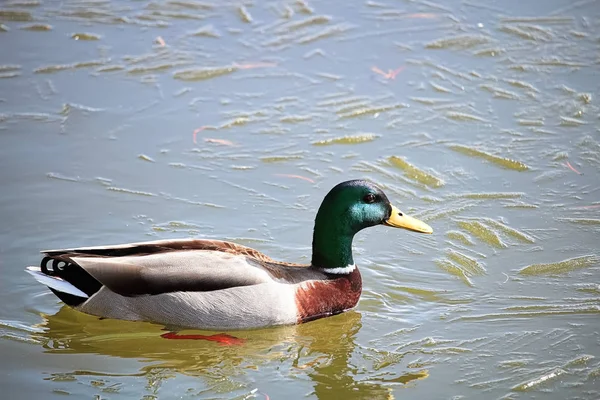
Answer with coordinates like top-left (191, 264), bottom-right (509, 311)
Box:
top-left (449, 144), bottom-right (530, 171)
top-left (388, 156), bottom-right (445, 188)
top-left (0, 9), bottom-right (33, 21)
top-left (173, 65), bottom-right (238, 81)
top-left (2, 0), bottom-right (600, 399)
top-left (456, 220), bottom-right (508, 249)
top-left (312, 134), bottom-right (378, 146)
top-left (519, 255), bottom-right (599, 276)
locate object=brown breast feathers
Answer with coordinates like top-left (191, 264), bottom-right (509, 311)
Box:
top-left (294, 267), bottom-right (362, 323)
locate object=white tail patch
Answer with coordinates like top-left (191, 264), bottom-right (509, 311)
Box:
top-left (25, 266), bottom-right (89, 298)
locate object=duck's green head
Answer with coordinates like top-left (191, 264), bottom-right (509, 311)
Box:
top-left (312, 180), bottom-right (432, 270)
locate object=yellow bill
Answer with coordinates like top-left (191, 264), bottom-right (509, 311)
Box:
top-left (384, 205), bottom-right (433, 234)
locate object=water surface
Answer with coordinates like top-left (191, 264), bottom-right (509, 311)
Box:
top-left (1, 0), bottom-right (599, 399)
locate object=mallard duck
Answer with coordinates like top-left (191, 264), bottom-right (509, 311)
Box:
top-left (26, 180), bottom-right (432, 330)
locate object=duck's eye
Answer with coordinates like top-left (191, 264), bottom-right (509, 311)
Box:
top-left (363, 193), bottom-right (376, 204)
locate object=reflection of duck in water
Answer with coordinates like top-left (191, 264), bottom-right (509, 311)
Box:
top-left (35, 306), bottom-right (427, 398)
top-left (26, 180), bottom-right (432, 330)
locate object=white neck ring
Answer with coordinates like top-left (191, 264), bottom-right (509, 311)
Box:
top-left (321, 264), bottom-right (356, 274)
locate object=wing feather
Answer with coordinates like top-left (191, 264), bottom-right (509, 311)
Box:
top-left (40, 238), bottom-right (322, 297)
top-left (72, 250), bottom-right (274, 296)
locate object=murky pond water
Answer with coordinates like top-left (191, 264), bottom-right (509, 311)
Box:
top-left (1, 0), bottom-right (599, 398)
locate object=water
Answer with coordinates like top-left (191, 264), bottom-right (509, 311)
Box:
top-left (1, 0), bottom-right (599, 398)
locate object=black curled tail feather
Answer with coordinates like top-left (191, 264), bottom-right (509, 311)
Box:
top-left (40, 255), bottom-right (102, 306)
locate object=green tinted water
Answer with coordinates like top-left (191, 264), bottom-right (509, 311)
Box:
top-left (1, 0), bottom-right (599, 399)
